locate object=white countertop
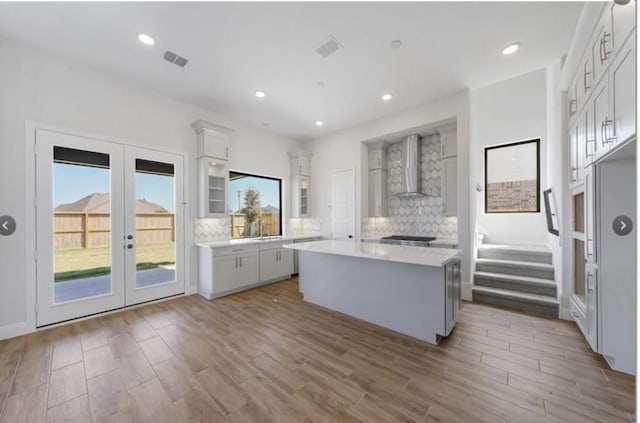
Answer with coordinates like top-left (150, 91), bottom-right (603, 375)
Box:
top-left (197, 233), bottom-right (322, 248)
top-left (284, 240), bottom-right (461, 267)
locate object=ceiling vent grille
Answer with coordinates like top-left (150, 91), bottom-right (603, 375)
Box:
top-left (163, 50), bottom-right (189, 68)
top-left (316, 36), bottom-right (342, 58)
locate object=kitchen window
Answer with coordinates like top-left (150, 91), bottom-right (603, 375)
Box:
top-left (229, 171), bottom-right (282, 238)
top-left (485, 138), bottom-right (540, 213)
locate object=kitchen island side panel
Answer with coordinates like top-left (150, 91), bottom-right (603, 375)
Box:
top-left (298, 251), bottom-right (446, 344)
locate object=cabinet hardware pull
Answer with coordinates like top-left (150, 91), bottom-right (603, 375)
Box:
top-left (587, 273), bottom-right (593, 292)
top-left (235, 257), bottom-right (238, 268)
top-left (239, 256), bottom-right (242, 267)
top-left (583, 69), bottom-right (591, 91)
top-left (232, 248), bottom-right (243, 252)
top-left (569, 99), bottom-right (576, 116)
top-left (571, 311), bottom-right (579, 319)
top-left (603, 118), bottom-right (616, 142)
top-left (225, 147), bottom-right (228, 158)
top-left (601, 32), bottom-right (611, 63)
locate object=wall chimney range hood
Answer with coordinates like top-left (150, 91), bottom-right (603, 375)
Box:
top-left (394, 134), bottom-right (428, 198)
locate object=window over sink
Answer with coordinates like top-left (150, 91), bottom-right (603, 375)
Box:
top-left (229, 171), bottom-right (282, 239)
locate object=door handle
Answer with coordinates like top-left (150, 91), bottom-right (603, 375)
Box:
top-left (235, 256), bottom-right (238, 268)
top-left (569, 99), bottom-right (576, 116)
top-left (127, 234), bottom-right (134, 240)
top-left (126, 244), bottom-right (134, 249)
top-left (239, 256), bottom-right (242, 267)
top-left (225, 147), bottom-right (228, 158)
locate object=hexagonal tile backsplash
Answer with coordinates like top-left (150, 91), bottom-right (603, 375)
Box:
top-left (362, 134), bottom-right (458, 240)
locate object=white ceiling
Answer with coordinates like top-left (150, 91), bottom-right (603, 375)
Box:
top-left (0, 2), bottom-right (583, 141)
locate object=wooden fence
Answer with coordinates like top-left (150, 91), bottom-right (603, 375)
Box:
top-left (230, 212), bottom-right (280, 238)
top-left (54, 212), bottom-right (175, 249)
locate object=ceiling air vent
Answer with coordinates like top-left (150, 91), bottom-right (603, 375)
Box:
top-left (315, 36), bottom-right (342, 58)
top-left (163, 50), bottom-right (189, 68)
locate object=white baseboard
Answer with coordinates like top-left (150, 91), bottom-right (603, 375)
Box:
top-left (462, 282), bottom-right (473, 301)
top-left (0, 321), bottom-right (31, 341)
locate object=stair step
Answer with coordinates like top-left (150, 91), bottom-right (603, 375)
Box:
top-left (472, 286), bottom-right (559, 318)
top-left (478, 244), bottom-right (552, 264)
top-left (474, 272), bottom-right (557, 297)
top-left (475, 258), bottom-right (554, 280)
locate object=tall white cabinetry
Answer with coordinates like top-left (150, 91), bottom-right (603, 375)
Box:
top-left (289, 152), bottom-right (312, 217)
top-left (565, 1), bottom-right (635, 375)
top-left (192, 120), bottom-right (233, 218)
top-left (438, 124), bottom-right (457, 217)
top-left (367, 142), bottom-right (387, 217)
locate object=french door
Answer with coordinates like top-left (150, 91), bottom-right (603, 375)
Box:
top-left (35, 129), bottom-right (185, 326)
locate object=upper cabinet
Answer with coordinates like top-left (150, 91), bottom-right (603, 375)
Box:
top-left (290, 151), bottom-right (311, 177)
top-left (289, 151), bottom-right (312, 217)
top-left (367, 142), bottom-right (388, 217)
top-left (192, 120), bottom-right (234, 218)
top-left (368, 144), bottom-right (387, 170)
top-left (191, 119), bottom-right (233, 161)
top-left (438, 124), bottom-right (457, 158)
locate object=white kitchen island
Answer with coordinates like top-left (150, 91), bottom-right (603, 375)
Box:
top-left (284, 240), bottom-right (462, 344)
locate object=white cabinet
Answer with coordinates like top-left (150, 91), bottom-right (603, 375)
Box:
top-left (584, 166), bottom-right (596, 263)
top-left (367, 145), bottom-right (387, 170)
top-left (591, 9), bottom-right (614, 87)
top-left (191, 120), bottom-right (232, 161)
top-left (441, 157), bottom-right (457, 217)
top-left (438, 124), bottom-right (457, 159)
top-left (609, 33), bottom-right (635, 148)
top-left (289, 152), bottom-right (311, 176)
top-left (611, 1), bottom-right (636, 51)
top-left (198, 244), bottom-right (260, 298)
top-left (591, 79), bottom-right (611, 162)
top-left (291, 175), bottom-right (310, 217)
top-left (289, 152), bottom-right (312, 218)
top-left (368, 169), bottom-right (387, 217)
top-left (259, 242), bottom-right (293, 282)
top-left (197, 157), bottom-right (228, 218)
top-left (584, 262), bottom-right (598, 351)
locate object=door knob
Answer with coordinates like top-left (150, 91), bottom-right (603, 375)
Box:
top-left (127, 235), bottom-right (134, 240)
top-left (127, 244), bottom-right (134, 249)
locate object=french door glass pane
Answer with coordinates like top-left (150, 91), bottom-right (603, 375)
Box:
top-left (53, 147), bottom-right (112, 303)
top-left (134, 159), bottom-right (176, 288)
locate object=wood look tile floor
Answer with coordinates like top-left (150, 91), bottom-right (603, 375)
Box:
top-left (0, 278), bottom-right (635, 422)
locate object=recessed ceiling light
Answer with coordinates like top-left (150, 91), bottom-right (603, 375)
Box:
top-left (315, 121), bottom-right (324, 127)
top-left (381, 93), bottom-right (393, 101)
top-left (255, 90), bottom-right (266, 98)
top-left (390, 40), bottom-right (403, 50)
top-left (137, 33), bottom-right (155, 46)
top-left (502, 42), bottom-right (520, 55)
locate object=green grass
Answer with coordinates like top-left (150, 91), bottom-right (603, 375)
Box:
top-left (54, 242), bottom-right (175, 282)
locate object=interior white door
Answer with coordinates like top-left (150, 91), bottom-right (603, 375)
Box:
top-left (124, 146), bottom-right (185, 306)
top-left (330, 169), bottom-right (355, 240)
top-left (35, 129), bottom-right (185, 326)
top-left (36, 129), bottom-right (126, 326)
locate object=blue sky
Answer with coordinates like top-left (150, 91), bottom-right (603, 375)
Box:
top-left (229, 175), bottom-right (280, 212)
top-left (54, 163), bottom-right (175, 212)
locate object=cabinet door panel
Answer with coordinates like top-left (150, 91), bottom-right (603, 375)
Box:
top-left (585, 263), bottom-right (598, 351)
top-left (277, 249), bottom-right (294, 279)
top-left (592, 11), bottom-right (614, 86)
top-left (611, 1), bottom-right (635, 51)
top-left (584, 104), bottom-right (596, 165)
top-left (569, 123), bottom-right (579, 185)
top-left (213, 256), bottom-right (238, 293)
top-left (259, 250), bottom-right (277, 282)
top-left (610, 34), bottom-right (635, 147)
top-left (585, 166), bottom-right (596, 263)
top-left (238, 252), bottom-right (259, 287)
top-left (592, 81), bottom-right (610, 160)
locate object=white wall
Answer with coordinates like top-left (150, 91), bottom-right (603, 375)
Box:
top-left (0, 37), bottom-right (301, 337)
top-left (469, 69), bottom-right (548, 246)
top-left (309, 91), bottom-right (471, 291)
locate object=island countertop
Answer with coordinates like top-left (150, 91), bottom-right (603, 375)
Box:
top-left (284, 239), bottom-right (461, 267)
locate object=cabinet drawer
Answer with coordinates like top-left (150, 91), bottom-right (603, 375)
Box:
top-left (212, 244), bottom-right (260, 257)
top-left (259, 240), bottom-right (289, 251)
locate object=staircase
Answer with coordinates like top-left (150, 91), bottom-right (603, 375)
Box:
top-left (472, 244), bottom-right (558, 318)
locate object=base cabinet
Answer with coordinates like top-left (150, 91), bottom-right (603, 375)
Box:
top-left (260, 247), bottom-right (293, 282)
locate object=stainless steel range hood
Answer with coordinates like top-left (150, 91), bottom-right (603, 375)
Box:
top-left (395, 134), bottom-right (428, 198)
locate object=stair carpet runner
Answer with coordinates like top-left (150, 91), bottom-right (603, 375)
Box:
top-left (472, 244), bottom-right (558, 318)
